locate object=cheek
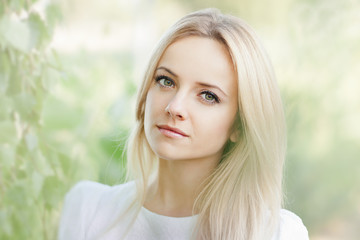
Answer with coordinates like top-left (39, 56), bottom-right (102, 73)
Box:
top-left (146, 87), bottom-right (176, 115)
top-left (213, 119), bottom-right (232, 139)
top-left (144, 89), bottom-right (158, 117)
top-left (144, 88), bottom-right (168, 125)
top-left (195, 109), bottom-right (235, 143)
top-left (144, 91), bottom-right (155, 131)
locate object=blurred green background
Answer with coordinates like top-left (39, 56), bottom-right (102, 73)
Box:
top-left (0, 0), bottom-right (359, 239)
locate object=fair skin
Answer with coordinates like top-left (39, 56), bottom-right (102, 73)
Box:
top-left (143, 36), bottom-right (238, 217)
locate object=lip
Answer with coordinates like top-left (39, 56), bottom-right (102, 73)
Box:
top-left (157, 124), bottom-right (189, 138)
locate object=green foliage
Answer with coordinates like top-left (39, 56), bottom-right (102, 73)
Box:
top-left (0, 1), bottom-right (67, 239)
top-left (278, 0), bottom-right (360, 234)
top-left (1, 0), bottom-right (359, 239)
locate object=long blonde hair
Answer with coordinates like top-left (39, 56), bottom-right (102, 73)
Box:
top-left (126, 8), bottom-right (286, 240)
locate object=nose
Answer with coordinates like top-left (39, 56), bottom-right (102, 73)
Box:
top-left (165, 93), bottom-right (188, 121)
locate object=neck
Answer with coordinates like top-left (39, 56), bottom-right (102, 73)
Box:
top-left (144, 157), bottom-right (217, 217)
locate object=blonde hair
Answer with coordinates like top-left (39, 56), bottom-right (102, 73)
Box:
top-left (126, 8), bottom-right (286, 240)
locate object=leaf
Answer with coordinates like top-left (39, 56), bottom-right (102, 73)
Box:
top-left (45, 3), bottom-right (62, 30)
top-left (58, 151), bottom-right (73, 176)
top-left (5, 65), bottom-right (22, 96)
top-left (5, 184), bottom-right (28, 206)
top-left (42, 66), bottom-right (60, 90)
top-left (0, 78), bottom-right (7, 94)
top-left (42, 176), bottom-right (65, 209)
top-left (0, 3), bottom-right (4, 16)
top-left (28, 12), bottom-right (49, 48)
top-left (25, 131), bottom-right (38, 151)
top-left (0, 144), bottom-right (16, 168)
top-left (42, 95), bottom-right (83, 130)
top-left (7, 48), bottom-right (16, 65)
top-left (0, 54), bottom-right (10, 94)
top-left (31, 171), bottom-right (44, 199)
top-left (0, 95), bottom-right (11, 120)
top-left (33, 149), bottom-right (55, 176)
top-left (11, 93), bottom-right (36, 119)
top-left (0, 209), bottom-right (13, 237)
top-left (8, 0), bottom-right (24, 13)
top-left (0, 16), bottom-right (33, 53)
top-left (0, 121), bottom-right (18, 144)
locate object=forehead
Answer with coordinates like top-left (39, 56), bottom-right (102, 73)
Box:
top-left (159, 36), bottom-right (234, 72)
top-left (156, 36), bottom-right (237, 95)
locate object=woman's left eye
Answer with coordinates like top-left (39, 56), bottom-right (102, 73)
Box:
top-left (161, 79), bottom-right (173, 87)
top-left (200, 91), bottom-right (220, 104)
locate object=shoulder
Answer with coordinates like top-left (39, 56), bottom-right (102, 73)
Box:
top-left (275, 209), bottom-right (309, 240)
top-left (67, 180), bottom-right (135, 203)
top-left (58, 180), bottom-right (136, 240)
top-left (65, 180), bottom-right (111, 201)
top-left (65, 180), bottom-right (135, 200)
top-left (61, 180), bottom-right (136, 218)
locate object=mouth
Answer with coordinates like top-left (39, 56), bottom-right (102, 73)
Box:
top-left (157, 125), bottom-right (189, 138)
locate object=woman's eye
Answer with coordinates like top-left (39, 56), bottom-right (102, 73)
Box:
top-left (161, 79), bottom-right (173, 87)
top-left (200, 91), bottom-right (220, 104)
top-left (155, 75), bottom-right (174, 88)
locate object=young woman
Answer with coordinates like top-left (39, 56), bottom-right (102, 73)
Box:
top-left (59, 8), bottom-right (309, 240)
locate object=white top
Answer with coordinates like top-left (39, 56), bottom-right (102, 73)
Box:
top-left (58, 181), bottom-right (309, 240)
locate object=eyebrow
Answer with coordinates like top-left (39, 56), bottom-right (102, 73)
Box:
top-left (196, 82), bottom-right (228, 97)
top-left (156, 66), bottom-right (228, 97)
top-left (156, 66), bottom-right (178, 78)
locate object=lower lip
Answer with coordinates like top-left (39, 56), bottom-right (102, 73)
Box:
top-left (158, 127), bottom-right (187, 138)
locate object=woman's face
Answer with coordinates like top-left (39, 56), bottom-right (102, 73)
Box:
top-left (144, 36), bottom-right (238, 164)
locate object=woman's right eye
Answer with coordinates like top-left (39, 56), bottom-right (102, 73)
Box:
top-left (155, 75), bottom-right (175, 88)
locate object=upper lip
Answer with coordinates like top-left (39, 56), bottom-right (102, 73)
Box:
top-left (157, 124), bottom-right (189, 137)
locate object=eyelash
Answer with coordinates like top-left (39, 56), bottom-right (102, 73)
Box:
top-left (199, 90), bottom-right (220, 104)
top-left (155, 75), bottom-right (175, 88)
top-left (154, 75), bottom-right (221, 104)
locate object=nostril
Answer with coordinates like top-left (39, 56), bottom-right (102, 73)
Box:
top-left (165, 96), bottom-right (187, 120)
top-left (176, 113), bottom-right (184, 119)
top-left (165, 105), bottom-right (173, 118)
top-left (165, 105), bottom-right (185, 120)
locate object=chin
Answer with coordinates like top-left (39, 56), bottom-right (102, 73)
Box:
top-left (155, 151), bottom-right (182, 161)
top-left (152, 147), bottom-right (189, 161)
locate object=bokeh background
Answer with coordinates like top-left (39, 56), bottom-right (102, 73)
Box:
top-left (0, 0), bottom-right (359, 239)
